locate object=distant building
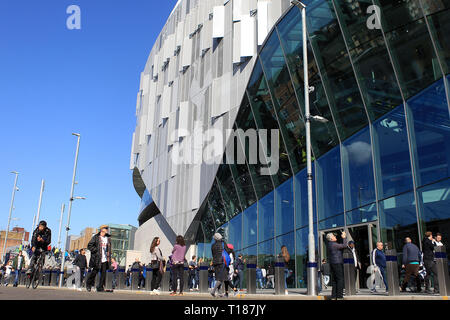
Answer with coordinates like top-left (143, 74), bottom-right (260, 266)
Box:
top-left (69, 227), bottom-right (96, 252)
top-left (100, 223), bottom-right (137, 267)
top-left (0, 227), bottom-right (29, 258)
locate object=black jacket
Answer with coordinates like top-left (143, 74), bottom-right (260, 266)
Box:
top-left (87, 232), bottom-right (112, 269)
top-left (402, 242), bottom-right (422, 265)
top-left (327, 239), bottom-right (348, 264)
top-left (73, 253), bottom-right (87, 270)
top-left (31, 226), bottom-right (52, 250)
top-left (211, 240), bottom-right (229, 265)
top-left (422, 237), bottom-right (436, 261)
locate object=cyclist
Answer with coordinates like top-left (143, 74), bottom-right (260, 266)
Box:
top-left (26, 220), bottom-right (52, 275)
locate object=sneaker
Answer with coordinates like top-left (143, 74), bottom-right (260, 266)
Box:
top-left (177, 292), bottom-right (184, 296)
top-left (77, 288), bottom-right (82, 292)
top-left (170, 292), bottom-right (177, 296)
top-left (96, 287), bottom-right (104, 292)
top-left (153, 289), bottom-right (160, 295)
top-left (285, 290), bottom-right (288, 295)
top-left (210, 291), bottom-right (216, 298)
top-left (86, 286), bottom-right (91, 292)
top-left (370, 288), bottom-right (377, 293)
top-left (224, 292), bottom-right (229, 298)
top-left (189, 288), bottom-right (193, 292)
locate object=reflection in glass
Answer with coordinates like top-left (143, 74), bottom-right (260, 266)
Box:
top-left (346, 203), bottom-right (378, 226)
top-left (275, 178), bottom-right (295, 236)
top-left (258, 191), bottom-right (275, 243)
top-left (243, 202), bottom-right (258, 248)
top-left (295, 163), bottom-right (317, 229)
top-left (275, 232), bottom-right (296, 288)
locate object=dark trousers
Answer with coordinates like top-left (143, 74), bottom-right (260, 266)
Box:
top-left (87, 262), bottom-right (107, 289)
top-left (424, 260), bottom-right (439, 291)
top-left (379, 266), bottom-right (388, 290)
top-left (401, 264), bottom-right (421, 291)
top-left (330, 263), bottom-right (344, 299)
top-left (172, 264), bottom-right (184, 293)
top-left (151, 268), bottom-right (162, 290)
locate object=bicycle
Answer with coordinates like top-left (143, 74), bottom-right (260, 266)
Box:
top-left (26, 248), bottom-right (46, 289)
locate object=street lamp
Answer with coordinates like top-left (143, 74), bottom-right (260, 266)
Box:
top-left (3, 171), bottom-right (19, 261)
top-left (59, 133), bottom-right (83, 287)
top-left (291, 0), bottom-right (318, 296)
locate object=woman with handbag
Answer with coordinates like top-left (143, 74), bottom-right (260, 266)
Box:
top-left (150, 237), bottom-right (164, 295)
top-left (170, 235), bottom-right (187, 296)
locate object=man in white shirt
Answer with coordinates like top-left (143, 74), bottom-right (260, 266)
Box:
top-left (12, 251), bottom-right (25, 287)
top-left (434, 233), bottom-right (444, 247)
top-left (86, 226), bottom-right (111, 292)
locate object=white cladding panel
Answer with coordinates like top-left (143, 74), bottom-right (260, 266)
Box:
top-left (240, 15), bottom-right (255, 57)
top-left (178, 101), bottom-right (190, 137)
top-left (257, 1), bottom-right (269, 45)
top-left (182, 36), bottom-right (192, 68)
top-left (212, 6), bottom-right (225, 38)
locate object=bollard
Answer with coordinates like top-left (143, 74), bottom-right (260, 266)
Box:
top-left (199, 262), bottom-right (209, 293)
top-left (131, 268), bottom-right (140, 290)
top-left (183, 264), bottom-right (189, 292)
top-left (43, 270), bottom-right (51, 286)
top-left (274, 256), bottom-right (285, 295)
top-left (145, 267), bottom-right (152, 291)
top-left (343, 252), bottom-right (356, 296)
top-left (435, 246), bottom-right (450, 296)
top-left (385, 249), bottom-right (400, 296)
top-left (20, 271), bottom-right (25, 286)
top-left (161, 267), bottom-right (170, 292)
top-left (246, 258), bottom-right (256, 294)
top-left (118, 268), bottom-right (126, 289)
top-left (105, 270), bottom-right (113, 290)
top-left (51, 270), bottom-right (59, 286)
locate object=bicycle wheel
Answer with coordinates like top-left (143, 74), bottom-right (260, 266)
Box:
top-left (31, 259), bottom-right (43, 289)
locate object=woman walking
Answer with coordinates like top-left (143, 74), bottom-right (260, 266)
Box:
top-left (280, 245), bottom-right (290, 295)
top-left (224, 243), bottom-right (238, 297)
top-left (170, 235), bottom-right (187, 296)
top-left (150, 237), bottom-right (164, 295)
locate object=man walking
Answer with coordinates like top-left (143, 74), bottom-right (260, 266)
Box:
top-left (73, 248), bottom-right (87, 291)
top-left (422, 232), bottom-right (439, 294)
top-left (401, 237), bottom-right (422, 293)
top-left (234, 254), bottom-right (245, 291)
top-left (371, 242), bottom-right (388, 293)
top-left (12, 250), bottom-right (25, 287)
top-left (86, 226), bottom-right (112, 292)
top-left (326, 230), bottom-right (347, 300)
top-left (346, 241), bottom-right (361, 292)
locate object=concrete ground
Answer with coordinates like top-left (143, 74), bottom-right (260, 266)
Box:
top-left (0, 285), bottom-right (447, 300)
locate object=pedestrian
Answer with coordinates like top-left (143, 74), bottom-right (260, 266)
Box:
top-left (233, 254), bottom-right (245, 291)
top-left (434, 233), bottom-right (444, 247)
top-left (131, 258), bottom-right (144, 289)
top-left (170, 235), bottom-right (187, 296)
top-left (72, 248), bottom-right (87, 291)
top-left (370, 242), bottom-right (388, 293)
top-left (3, 261), bottom-right (13, 286)
top-left (208, 261), bottom-right (215, 289)
top-left (422, 231), bottom-right (439, 294)
top-left (326, 231), bottom-right (348, 300)
top-left (12, 250), bottom-right (25, 287)
top-left (150, 237), bottom-right (164, 295)
top-left (188, 255), bottom-right (198, 291)
top-left (86, 226), bottom-right (112, 292)
top-left (256, 266), bottom-right (264, 289)
top-left (210, 233), bottom-right (230, 297)
top-left (346, 241), bottom-right (361, 292)
top-left (26, 221), bottom-right (52, 276)
top-left (320, 259), bottom-right (330, 289)
top-left (261, 266), bottom-right (267, 288)
top-left (401, 237), bottom-right (422, 293)
top-left (224, 243), bottom-right (238, 297)
top-left (111, 258), bottom-right (118, 289)
top-left (266, 264), bottom-right (275, 289)
top-left (280, 245), bottom-right (291, 295)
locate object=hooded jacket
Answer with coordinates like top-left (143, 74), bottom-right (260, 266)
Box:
top-left (87, 232), bottom-right (112, 269)
top-left (31, 226), bottom-right (52, 250)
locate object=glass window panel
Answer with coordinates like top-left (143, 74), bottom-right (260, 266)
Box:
top-left (316, 146), bottom-right (344, 221)
top-left (246, 59), bottom-right (292, 187)
top-left (257, 239), bottom-right (275, 273)
top-left (228, 214), bottom-right (242, 251)
top-left (233, 95), bottom-right (274, 198)
top-left (319, 214), bottom-right (345, 230)
top-left (417, 178), bottom-right (450, 258)
top-left (258, 191), bottom-right (275, 243)
top-left (228, 155), bottom-right (257, 210)
top-left (295, 225), bottom-right (319, 289)
top-left (346, 203), bottom-right (378, 226)
top-left (295, 163), bottom-right (317, 229)
top-left (276, 7), bottom-right (339, 157)
top-left (216, 163), bottom-right (242, 219)
top-left (275, 232), bottom-right (295, 288)
top-left (305, 0), bottom-right (369, 139)
top-left (372, 105), bottom-right (414, 199)
top-left (275, 178), bottom-right (295, 236)
top-left (243, 202), bottom-right (258, 248)
top-left (260, 31), bottom-right (306, 173)
top-left (209, 180), bottom-right (227, 228)
top-left (407, 78), bottom-right (450, 187)
top-left (379, 191), bottom-right (419, 254)
top-left (425, 8), bottom-right (450, 74)
top-left (203, 197), bottom-right (216, 239)
top-left (341, 126), bottom-right (377, 211)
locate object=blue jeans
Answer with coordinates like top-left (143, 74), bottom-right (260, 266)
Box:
top-left (284, 268), bottom-right (289, 289)
top-left (257, 278), bottom-right (263, 289)
top-left (14, 270), bottom-right (20, 285)
top-left (379, 266), bottom-right (388, 290)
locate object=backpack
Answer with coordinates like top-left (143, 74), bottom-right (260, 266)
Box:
top-left (222, 242), bottom-right (231, 267)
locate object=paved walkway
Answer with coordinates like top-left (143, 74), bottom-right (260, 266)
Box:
top-left (0, 285), bottom-right (447, 300)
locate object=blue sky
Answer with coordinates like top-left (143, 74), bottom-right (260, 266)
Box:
top-left (0, 0), bottom-right (177, 244)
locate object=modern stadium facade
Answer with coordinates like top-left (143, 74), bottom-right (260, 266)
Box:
top-left (130, 0), bottom-right (450, 288)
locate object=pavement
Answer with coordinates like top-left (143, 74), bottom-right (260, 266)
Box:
top-left (0, 285), bottom-right (447, 300)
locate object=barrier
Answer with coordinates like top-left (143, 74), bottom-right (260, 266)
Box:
top-left (50, 270), bottom-right (59, 287)
top-left (131, 268), bottom-right (140, 290)
top-left (43, 270), bottom-right (51, 286)
top-left (274, 256), bottom-right (285, 295)
top-left (343, 252), bottom-right (356, 296)
top-left (118, 269), bottom-right (126, 289)
top-left (105, 270), bottom-right (113, 290)
top-left (161, 267), bottom-right (170, 292)
top-left (385, 249), bottom-right (400, 296)
top-left (183, 265), bottom-right (189, 291)
top-left (145, 267), bottom-right (152, 291)
top-left (435, 246), bottom-right (450, 296)
top-left (199, 263), bottom-right (209, 293)
top-left (246, 258), bottom-right (256, 294)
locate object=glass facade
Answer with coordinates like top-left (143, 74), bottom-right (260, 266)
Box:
top-left (193, 2), bottom-right (450, 288)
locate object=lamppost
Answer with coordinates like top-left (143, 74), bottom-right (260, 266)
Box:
top-left (57, 203), bottom-right (65, 250)
top-left (3, 171), bottom-right (19, 261)
top-left (59, 133), bottom-right (85, 287)
top-left (291, 0), bottom-right (318, 295)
